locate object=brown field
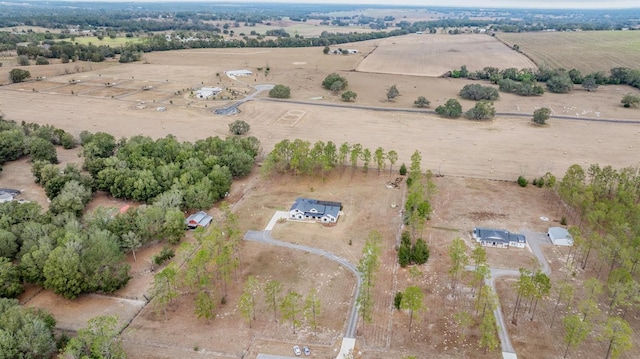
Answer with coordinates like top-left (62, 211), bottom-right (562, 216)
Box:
top-left (356, 34), bottom-right (536, 77)
top-left (496, 30), bottom-right (640, 73)
top-left (2, 33), bottom-right (640, 359)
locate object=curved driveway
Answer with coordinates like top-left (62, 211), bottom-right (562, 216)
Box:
top-left (243, 230), bottom-right (362, 339)
top-left (468, 231), bottom-right (551, 359)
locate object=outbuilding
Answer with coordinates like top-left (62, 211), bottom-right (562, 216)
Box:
top-left (548, 227), bottom-right (573, 246)
top-left (185, 211), bottom-right (213, 229)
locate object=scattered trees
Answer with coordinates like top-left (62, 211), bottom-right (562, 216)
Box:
top-left (581, 76), bottom-right (599, 91)
top-left (280, 290), bottom-right (303, 333)
top-left (269, 84), bottom-right (291, 98)
top-left (532, 107), bottom-right (551, 125)
top-left (228, 120), bottom-right (250, 135)
top-left (9, 68), bottom-right (31, 83)
top-left (435, 99), bottom-right (463, 118)
top-left (400, 285), bottom-right (425, 331)
top-left (357, 230), bottom-right (382, 327)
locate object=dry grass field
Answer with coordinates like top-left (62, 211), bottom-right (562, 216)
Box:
top-left (2, 31), bottom-right (640, 359)
top-left (496, 31), bottom-right (640, 73)
top-left (356, 34), bottom-right (536, 77)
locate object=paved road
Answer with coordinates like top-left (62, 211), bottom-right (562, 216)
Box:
top-left (466, 232), bottom-right (552, 359)
top-left (213, 84), bottom-right (274, 115)
top-left (243, 230), bottom-right (362, 339)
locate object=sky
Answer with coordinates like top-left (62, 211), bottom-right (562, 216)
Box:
top-left (55, 0), bottom-right (639, 10)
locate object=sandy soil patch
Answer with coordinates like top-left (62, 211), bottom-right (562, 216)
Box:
top-left (356, 34), bottom-right (536, 77)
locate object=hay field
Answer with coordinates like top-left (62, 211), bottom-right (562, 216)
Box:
top-left (497, 30), bottom-right (640, 73)
top-left (356, 34), bottom-right (536, 77)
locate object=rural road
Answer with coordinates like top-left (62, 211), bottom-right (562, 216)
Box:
top-left (243, 229), bottom-right (362, 339)
top-left (213, 84), bottom-right (274, 115)
top-left (468, 231), bottom-right (552, 359)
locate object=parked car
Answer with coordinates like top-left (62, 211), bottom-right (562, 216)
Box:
top-left (293, 346), bottom-right (302, 356)
top-left (303, 346), bottom-right (311, 356)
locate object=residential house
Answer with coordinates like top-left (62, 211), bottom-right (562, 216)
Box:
top-left (196, 87), bottom-right (222, 99)
top-left (185, 211), bottom-right (213, 229)
top-left (472, 227), bottom-right (526, 249)
top-left (289, 198), bottom-right (342, 223)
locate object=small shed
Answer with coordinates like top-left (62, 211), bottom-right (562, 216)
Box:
top-left (548, 227), bottom-right (573, 246)
top-left (185, 211), bottom-right (213, 229)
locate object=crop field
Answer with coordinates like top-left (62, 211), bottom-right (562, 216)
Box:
top-left (356, 34), bottom-right (536, 77)
top-left (496, 31), bottom-right (640, 73)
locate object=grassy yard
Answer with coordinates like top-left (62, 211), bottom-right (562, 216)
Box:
top-left (496, 30), bottom-right (640, 73)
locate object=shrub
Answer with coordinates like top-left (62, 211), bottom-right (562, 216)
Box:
top-left (399, 163), bottom-right (407, 176)
top-left (9, 68), bottom-right (31, 83)
top-left (322, 73), bottom-right (348, 91)
top-left (394, 291), bottom-right (403, 310)
top-left (17, 55), bottom-right (29, 66)
top-left (435, 99), bottom-right (463, 118)
top-left (547, 74), bottom-right (573, 93)
top-left (228, 120), bottom-right (250, 135)
top-left (268, 84), bottom-right (290, 98)
top-left (465, 100), bottom-right (495, 121)
top-left (560, 216), bottom-right (567, 225)
top-left (621, 93), bottom-right (640, 108)
top-left (459, 84), bottom-right (499, 101)
top-left (341, 90), bottom-right (357, 102)
top-left (414, 96), bottom-right (430, 108)
top-left (536, 177), bottom-right (544, 188)
top-left (152, 246), bottom-right (175, 265)
top-left (35, 56), bottom-right (49, 65)
top-left (532, 107), bottom-right (551, 125)
top-left (517, 175), bottom-right (528, 187)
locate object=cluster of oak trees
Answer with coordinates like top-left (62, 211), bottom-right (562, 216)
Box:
top-left (83, 132), bottom-right (259, 209)
top-left (262, 139), bottom-right (399, 179)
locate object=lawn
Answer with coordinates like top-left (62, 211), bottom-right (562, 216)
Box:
top-left (67, 36), bottom-right (143, 46)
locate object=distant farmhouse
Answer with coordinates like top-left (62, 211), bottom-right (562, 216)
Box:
top-left (472, 227), bottom-right (526, 249)
top-left (196, 87), bottom-right (222, 99)
top-left (548, 227), bottom-right (573, 246)
top-left (185, 211), bottom-right (213, 229)
top-left (330, 48), bottom-right (358, 55)
top-left (289, 198), bottom-right (342, 223)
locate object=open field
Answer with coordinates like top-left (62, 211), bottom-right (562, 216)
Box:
top-left (496, 30), bottom-right (640, 73)
top-left (70, 36), bottom-right (143, 46)
top-left (356, 34), bottom-right (536, 77)
top-left (223, 19), bottom-right (386, 38)
top-left (2, 34), bottom-right (640, 359)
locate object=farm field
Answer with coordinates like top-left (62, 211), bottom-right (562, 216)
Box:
top-left (1, 30), bottom-right (640, 359)
top-left (70, 36), bottom-right (144, 46)
top-left (356, 34), bottom-right (536, 77)
top-left (496, 30), bottom-right (640, 73)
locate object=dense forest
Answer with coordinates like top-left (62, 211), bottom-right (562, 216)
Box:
top-left (0, 117), bottom-right (259, 301)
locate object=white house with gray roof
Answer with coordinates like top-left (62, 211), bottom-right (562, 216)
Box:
top-left (289, 198), bottom-right (342, 223)
top-left (472, 227), bottom-right (526, 249)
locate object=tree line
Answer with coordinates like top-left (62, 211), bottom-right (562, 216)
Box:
top-left (262, 139), bottom-right (399, 179)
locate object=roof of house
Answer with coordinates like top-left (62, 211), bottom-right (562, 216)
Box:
top-left (548, 227), bottom-right (571, 239)
top-left (185, 211), bottom-right (213, 227)
top-left (0, 193), bottom-right (14, 203)
top-left (290, 198), bottom-right (341, 218)
top-left (474, 227), bottom-right (526, 243)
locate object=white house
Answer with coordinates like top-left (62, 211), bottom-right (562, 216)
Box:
top-left (289, 198), bottom-right (342, 223)
top-left (472, 227), bottom-right (526, 249)
top-left (196, 87), bottom-right (222, 99)
top-left (225, 70), bottom-right (252, 77)
top-left (548, 227), bottom-right (573, 246)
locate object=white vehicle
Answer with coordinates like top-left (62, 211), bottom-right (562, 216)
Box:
top-left (293, 346), bottom-right (302, 356)
top-left (303, 346), bottom-right (311, 356)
